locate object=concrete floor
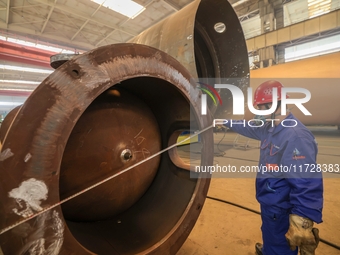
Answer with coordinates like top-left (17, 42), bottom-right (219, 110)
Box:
top-left (178, 126), bottom-right (340, 255)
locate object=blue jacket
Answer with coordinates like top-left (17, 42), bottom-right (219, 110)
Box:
top-left (224, 113), bottom-right (323, 223)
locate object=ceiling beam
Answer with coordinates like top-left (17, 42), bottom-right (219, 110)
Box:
top-left (41, 0), bottom-right (57, 33)
top-left (234, 0), bottom-right (261, 17)
top-left (94, 29), bottom-right (120, 47)
top-left (11, 10), bottom-right (43, 31)
top-left (0, 23), bottom-right (94, 50)
top-left (71, 3), bottom-right (103, 41)
top-left (11, 4), bottom-right (44, 9)
top-left (94, 0), bottom-right (156, 46)
top-left (11, 19), bottom-right (46, 25)
top-left (61, 12), bottom-right (95, 45)
top-left (32, 0), bottom-right (138, 37)
top-left (6, 0), bottom-right (10, 24)
top-left (162, 0), bottom-right (180, 11)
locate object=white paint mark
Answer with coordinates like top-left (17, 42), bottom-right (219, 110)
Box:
top-left (134, 129), bottom-right (146, 145)
top-left (24, 153), bottom-right (32, 162)
top-left (134, 128), bottom-right (143, 139)
top-left (24, 210), bottom-right (64, 255)
top-left (9, 178), bottom-right (48, 218)
top-left (133, 149), bottom-right (151, 159)
top-left (45, 210), bottom-right (64, 255)
top-left (142, 148), bottom-right (150, 159)
top-left (9, 180), bottom-right (64, 254)
top-left (0, 148), bottom-right (14, 161)
top-left (136, 136), bottom-right (145, 145)
top-left (28, 239), bottom-right (45, 255)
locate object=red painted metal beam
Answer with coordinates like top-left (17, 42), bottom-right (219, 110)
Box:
top-left (0, 54), bottom-right (51, 68)
top-left (0, 90), bottom-right (32, 97)
top-left (0, 40), bottom-right (54, 69)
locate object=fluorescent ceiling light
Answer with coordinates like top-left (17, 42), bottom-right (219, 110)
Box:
top-left (0, 36), bottom-right (79, 54)
top-left (0, 102), bottom-right (24, 106)
top-left (0, 64), bottom-right (53, 74)
top-left (285, 34), bottom-right (340, 62)
top-left (91, 0), bottom-right (145, 19)
top-left (0, 88), bottom-right (34, 92)
top-left (0, 80), bottom-right (40, 85)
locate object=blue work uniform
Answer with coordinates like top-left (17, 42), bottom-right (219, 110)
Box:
top-left (224, 113), bottom-right (323, 255)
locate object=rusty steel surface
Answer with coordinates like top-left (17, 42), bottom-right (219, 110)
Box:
top-left (0, 43), bottom-right (213, 254)
top-left (129, 0), bottom-right (250, 119)
top-left (0, 105), bottom-right (21, 144)
top-left (60, 88), bottom-right (161, 221)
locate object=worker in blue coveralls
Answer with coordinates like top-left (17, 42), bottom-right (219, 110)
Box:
top-left (223, 80), bottom-right (323, 255)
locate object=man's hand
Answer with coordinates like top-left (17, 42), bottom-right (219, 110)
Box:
top-left (285, 214), bottom-right (320, 255)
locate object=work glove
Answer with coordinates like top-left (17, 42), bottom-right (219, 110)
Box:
top-left (285, 214), bottom-right (320, 255)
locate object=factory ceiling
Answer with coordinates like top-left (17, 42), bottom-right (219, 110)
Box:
top-left (0, 0), bottom-right (272, 52)
top-left (0, 0), bottom-right (197, 51)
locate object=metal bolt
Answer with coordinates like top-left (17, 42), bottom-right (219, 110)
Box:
top-left (121, 149), bottom-right (132, 162)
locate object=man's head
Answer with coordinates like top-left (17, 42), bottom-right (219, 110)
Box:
top-left (253, 80), bottom-right (288, 125)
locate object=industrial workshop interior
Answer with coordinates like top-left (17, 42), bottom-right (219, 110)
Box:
top-left (0, 0), bottom-right (340, 254)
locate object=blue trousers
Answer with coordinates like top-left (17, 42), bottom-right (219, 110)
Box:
top-left (260, 205), bottom-right (298, 255)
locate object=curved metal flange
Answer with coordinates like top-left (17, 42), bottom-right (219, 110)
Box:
top-left (0, 43), bottom-right (213, 255)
